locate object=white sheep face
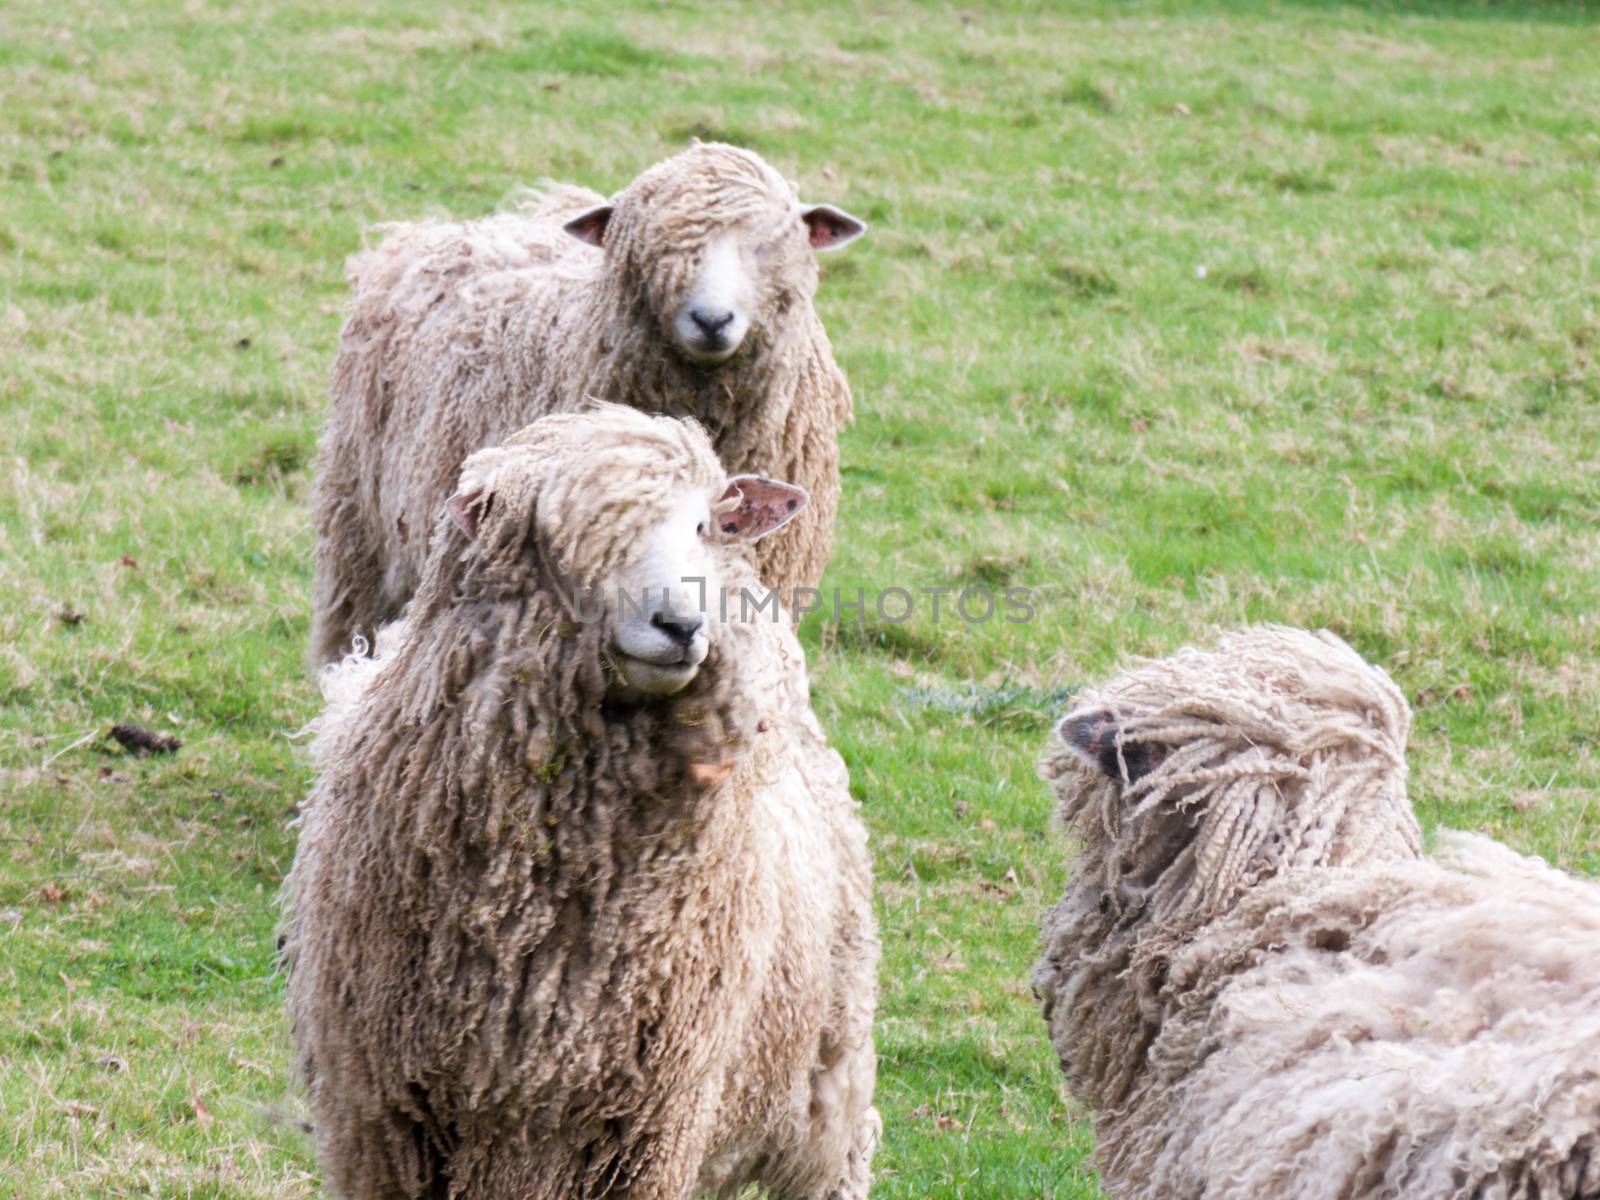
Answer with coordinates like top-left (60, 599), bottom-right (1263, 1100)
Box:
top-left (666, 207), bottom-right (865, 365)
top-left (671, 234), bottom-right (754, 365)
top-left (563, 197), bottom-right (865, 368)
top-left (446, 419), bottom-right (811, 702)
top-left (605, 474), bottom-right (810, 698)
top-left (607, 483), bottom-right (719, 697)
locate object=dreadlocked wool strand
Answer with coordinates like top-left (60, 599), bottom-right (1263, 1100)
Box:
top-left (311, 143), bottom-right (858, 664)
top-left (1033, 625), bottom-right (1600, 1199)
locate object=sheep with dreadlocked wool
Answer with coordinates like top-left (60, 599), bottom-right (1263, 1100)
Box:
top-left (310, 143), bottom-right (865, 665)
top-left (285, 405), bottom-right (879, 1200)
top-left (1033, 625), bottom-right (1600, 1200)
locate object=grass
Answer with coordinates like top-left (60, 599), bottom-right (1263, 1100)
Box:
top-left (2, 0), bottom-right (1598, 1194)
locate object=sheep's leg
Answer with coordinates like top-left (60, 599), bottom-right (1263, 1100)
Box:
top-left (601, 1084), bottom-right (726, 1200)
top-left (435, 1139), bottom-right (584, 1200)
top-left (311, 1106), bottom-right (452, 1200)
top-left (760, 1036), bottom-right (880, 1200)
top-left (611, 1153), bottom-right (703, 1200)
top-left (444, 1105), bottom-right (718, 1200)
top-left (825, 1102), bottom-right (880, 1200)
top-left (788, 1100), bottom-right (878, 1200)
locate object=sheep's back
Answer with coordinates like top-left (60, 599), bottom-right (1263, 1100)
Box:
top-left (321, 199), bottom-right (604, 613)
top-left (1102, 836), bottom-right (1600, 1199)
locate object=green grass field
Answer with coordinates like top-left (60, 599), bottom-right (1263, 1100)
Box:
top-left (3, 0), bottom-right (1598, 1194)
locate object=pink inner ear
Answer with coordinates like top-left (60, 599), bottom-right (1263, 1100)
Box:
top-left (802, 205), bottom-right (866, 251)
top-left (447, 489), bottom-right (487, 540)
top-left (563, 205), bottom-right (613, 247)
top-left (719, 475), bottom-right (809, 542)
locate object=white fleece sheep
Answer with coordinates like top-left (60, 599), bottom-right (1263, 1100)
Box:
top-left (309, 142), bottom-right (865, 664)
top-left (1033, 625), bottom-right (1600, 1200)
top-left (285, 405), bottom-right (879, 1200)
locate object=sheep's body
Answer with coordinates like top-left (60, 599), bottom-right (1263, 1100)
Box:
top-left (1118, 835), bottom-right (1600, 1198)
top-left (285, 408), bottom-right (878, 1199)
top-left (1033, 626), bottom-right (1600, 1200)
top-left (310, 144), bottom-right (856, 664)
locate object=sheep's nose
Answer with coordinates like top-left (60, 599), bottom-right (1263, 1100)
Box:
top-left (651, 610), bottom-right (705, 648)
top-left (690, 308), bottom-right (735, 336)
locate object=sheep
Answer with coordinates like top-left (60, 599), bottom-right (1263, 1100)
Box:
top-left (1032, 625), bottom-right (1600, 1200)
top-left (309, 142), bottom-right (866, 665)
top-left (283, 404), bottom-right (880, 1200)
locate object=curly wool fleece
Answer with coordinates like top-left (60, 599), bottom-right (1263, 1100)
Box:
top-left (310, 142), bottom-right (855, 664)
top-left (1033, 625), bottom-right (1600, 1200)
top-left (285, 407), bottom-right (879, 1200)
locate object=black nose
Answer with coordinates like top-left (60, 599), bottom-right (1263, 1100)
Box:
top-left (651, 611), bottom-right (704, 647)
top-left (690, 308), bottom-right (735, 337)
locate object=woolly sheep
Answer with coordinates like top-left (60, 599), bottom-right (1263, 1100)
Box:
top-left (284, 404), bottom-right (879, 1200)
top-left (309, 142), bottom-right (866, 664)
top-left (1033, 626), bottom-right (1600, 1200)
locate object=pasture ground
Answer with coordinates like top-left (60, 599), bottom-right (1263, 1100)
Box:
top-left (2, 0), bottom-right (1597, 1195)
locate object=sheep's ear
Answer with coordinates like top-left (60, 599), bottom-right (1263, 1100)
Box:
top-left (563, 205), bottom-right (613, 247)
top-left (447, 488), bottom-right (490, 540)
top-left (1059, 709), bottom-right (1152, 785)
top-left (716, 475), bottom-right (809, 542)
top-left (801, 204), bottom-right (866, 251)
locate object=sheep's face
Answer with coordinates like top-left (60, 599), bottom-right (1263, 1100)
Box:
top-left (447, 408), bottom-right (809, 702)
top-left (603, 481), bottom-right (719, 697)
top-left (569, 205), bottom-right (866, 366)
top-left (561, 143), bottom-right (865, 368)
top-left (669, 232), bottom-right (757, 365)
top-left (603, 473), bottom-right (809, 698)
top-left (662, 205), bottom-right (864, 365)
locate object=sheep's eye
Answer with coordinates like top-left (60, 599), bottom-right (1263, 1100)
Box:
top-left (696, 521), bottom-right (708, 538)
